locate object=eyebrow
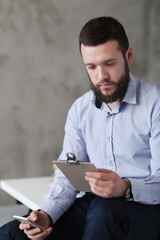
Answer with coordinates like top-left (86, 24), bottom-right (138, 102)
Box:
top-left (85, 58), bottom-right (117, 66)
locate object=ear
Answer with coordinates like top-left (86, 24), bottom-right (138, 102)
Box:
top-left (126, 47), bottom-right (134, 64)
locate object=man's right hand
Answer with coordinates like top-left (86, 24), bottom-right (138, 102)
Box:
top-left (19, 210), bottom-right (53, 240)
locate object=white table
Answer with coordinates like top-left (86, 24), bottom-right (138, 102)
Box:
top-left (0, 176), bottom-right (51, 210)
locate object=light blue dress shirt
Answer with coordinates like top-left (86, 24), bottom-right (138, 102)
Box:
top-left (41, 73), bottom-right (160, 224)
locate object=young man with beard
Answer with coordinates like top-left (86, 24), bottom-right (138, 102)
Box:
top-left (1, 16), bottom-right (160, 240)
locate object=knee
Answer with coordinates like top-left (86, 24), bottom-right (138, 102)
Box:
top-left (84, 197), bottom-right (126, 239)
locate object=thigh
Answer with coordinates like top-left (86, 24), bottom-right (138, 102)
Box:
top-left (83, 197), bottom-right (160, 240)
top-left (0, 214), bottom-right (30, 240)
top-left (124, 201), bottom-right (160, 240)
top-left (83, 197), bottom-right (126, 240)
top-left (49, 193), bottom-right (94, 240)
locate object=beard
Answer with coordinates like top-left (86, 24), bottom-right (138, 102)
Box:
top-left (90, 61), bottom-right (130, 104)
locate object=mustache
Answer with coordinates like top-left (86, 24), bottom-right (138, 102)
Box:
top-left (96, 79), bottom-right (116, 87)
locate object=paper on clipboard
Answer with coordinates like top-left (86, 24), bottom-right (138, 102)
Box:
top-left (53, 160), bottom-right (97, 192)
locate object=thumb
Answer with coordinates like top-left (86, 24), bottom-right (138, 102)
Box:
top-left (97, 168), bottom-right (112, 173)
top-left (29, 210), bottom-right (39, 221)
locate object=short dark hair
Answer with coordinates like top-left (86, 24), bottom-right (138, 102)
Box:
top-left (79, 16), bottom-right (129, 56)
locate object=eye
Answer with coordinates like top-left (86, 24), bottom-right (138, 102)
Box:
top-left (104, 62), bottom-right (114, 66)
top-left (86, 65), bottom-right (95, 70)
top-left (104, 61), bottom-right (116, 67)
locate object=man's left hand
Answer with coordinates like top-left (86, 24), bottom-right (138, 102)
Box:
top-left (85, 169), bottom-right (129, 198)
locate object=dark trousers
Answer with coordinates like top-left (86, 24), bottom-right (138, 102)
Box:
top-left (1, 194), bottom-right (160, 240)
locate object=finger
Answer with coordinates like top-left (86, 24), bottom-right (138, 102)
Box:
top-left (26, 228), bottom-right (52, 239)
top-left (89, 182), bottom-right (111, 198)
top-left (85, 175), bottom-right (108, 187)
top-left (85, 172), bottom-right (112, 183)
top-left (19, 222), bottom-right (31, 230)
top-left (25, 230), bottom-right (43, 239)
top-left (29, 211), bottom-right (38, 222)
top-left (45, 227), bottom-right (53, 236)
top-left (86, 168), bottom-right (112, 174)
top-left (24, 227), bottom-right (42, 236)
top-left (86, 171), bottom-right (111, 180)
top-left (97, 168), bottom-right (113, 173)
top-left (46, 227), bottom-right (53, 237)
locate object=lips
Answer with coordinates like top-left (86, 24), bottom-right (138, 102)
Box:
top-left (98, 82), bottom-right (115, 89)
top-left (100, 83), bottom-right (112, 86)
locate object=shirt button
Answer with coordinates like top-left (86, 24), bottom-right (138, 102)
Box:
top-left (109, 161), bottom-right (114, 166)
top-left (135, 193), bottom-right (140, 200)
top-left (107, 136), bottom-right (111, 141)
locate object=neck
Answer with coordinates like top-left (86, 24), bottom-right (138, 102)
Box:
top-left (107, 100), bottom-right (120, 111)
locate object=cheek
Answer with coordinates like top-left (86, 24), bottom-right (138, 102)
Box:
top-left (87, 71), bottom-right (97, 85)
top-left (109, 68), bottom-right (122, 81)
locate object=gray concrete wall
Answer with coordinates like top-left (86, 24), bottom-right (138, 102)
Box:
top-left (0, 0), bottom-right (160, 205)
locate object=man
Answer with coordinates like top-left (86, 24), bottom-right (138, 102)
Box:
top-left (1, 16), bottom-right (160, 240)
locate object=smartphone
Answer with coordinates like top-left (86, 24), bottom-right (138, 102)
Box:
top-left (13, 215), bottom-right (45, 231)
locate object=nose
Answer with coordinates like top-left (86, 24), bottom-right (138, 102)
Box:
top-left (96, 66), bottom-right (108, 81)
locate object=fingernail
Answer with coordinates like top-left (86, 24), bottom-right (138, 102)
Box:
top-left (86, 172), bottom-right (91, 176)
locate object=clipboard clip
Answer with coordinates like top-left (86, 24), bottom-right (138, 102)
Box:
top-left (66, 152), bottom-right (79, 165)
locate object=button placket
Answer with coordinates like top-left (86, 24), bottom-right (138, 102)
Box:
top-left (106, 114), bottom-right (115, 170)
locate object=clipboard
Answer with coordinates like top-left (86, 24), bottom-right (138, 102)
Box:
top-left (53, 153), bottom-right (97, 192)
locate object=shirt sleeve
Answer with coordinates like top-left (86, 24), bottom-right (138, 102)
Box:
top-left (40, 101), bottom-right (88, 223)
top-left (129, 97), bottom-right (160, 204)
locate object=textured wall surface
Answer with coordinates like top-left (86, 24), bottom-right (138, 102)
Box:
top-left (0, 0), bottom-right (160, 204)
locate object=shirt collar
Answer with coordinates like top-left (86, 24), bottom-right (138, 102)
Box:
top-left (122, 73), bottom-right (138, 105)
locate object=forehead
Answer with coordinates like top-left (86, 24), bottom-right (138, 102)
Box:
top-left (81, 40), bottom-right (122, 64)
